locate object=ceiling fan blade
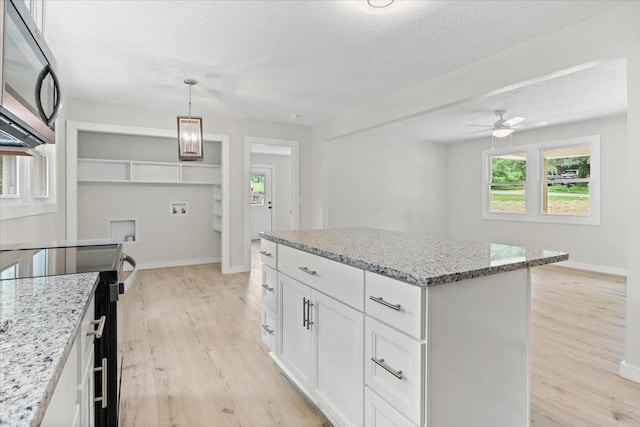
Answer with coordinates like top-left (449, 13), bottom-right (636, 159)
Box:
top-left (503, 116), bottom-right (525, 126)
top-left (466, 124), bottom-right (493, 128)
top-left (516, 121), bottom-right (548, 129)
top-left (466, 129), bottom-right (490, 135)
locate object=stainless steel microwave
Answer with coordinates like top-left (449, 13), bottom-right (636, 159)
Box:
top-left (0, 0), bottom-right (61, 154)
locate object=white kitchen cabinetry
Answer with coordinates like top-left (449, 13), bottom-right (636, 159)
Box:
top-left (278, 274), bottom-right (364, 427)
top-left (365, 388), bottom-right (416, 427)
top-left (42, 294), bottom-right (99, 427)
top-left (264, 241), bottom-right (365, 427)
top-left (279, 274), bottom-right (313, 390)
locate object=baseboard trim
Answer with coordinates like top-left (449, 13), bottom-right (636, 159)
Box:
top-left (124, 257), bottom-right (221, 271)
top-left (555, 260), bottom-right (627, 277)
top-left (620, 360), bottom-right (640, 383)
top-left (224, 264), bottom-right (251, 274)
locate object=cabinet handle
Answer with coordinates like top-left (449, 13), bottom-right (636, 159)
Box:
top-left (87, 315), bottom-right (106, 339)
top-left (94, 357), bottom-right (108, 408)
top-left (298, 266), bottom-right (317, 276)
top-left (302, 297), bottom-right (307, 328)
top-left (369, 296), bottom-right (402, 311)
top-left (261, 283), bottom-right (274, 292)
top-left (371, 357), bottom-right (403, 380)
top-left (259, 250), bottom-right (273, 257)
top-left (306, 300), bottom-right (314, 330)
top-left (261, 324), bottom-right (274, 335)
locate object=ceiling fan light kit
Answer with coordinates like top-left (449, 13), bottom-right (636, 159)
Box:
top-left (492, 126), bottom-right (513, 138)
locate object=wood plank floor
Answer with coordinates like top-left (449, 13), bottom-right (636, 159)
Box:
top-left (119, 246), bottom-right (640, 426)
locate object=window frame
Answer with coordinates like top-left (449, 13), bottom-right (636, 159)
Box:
top-left (482, 135), bottom-right (600, 225)
top-left (0, 145), bottom-right (57, 219)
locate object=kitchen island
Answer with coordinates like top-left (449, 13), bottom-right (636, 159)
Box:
top-left (259, 228), bottom-right (568, 427)
top-left (0, 273), bottom-right (99, 427)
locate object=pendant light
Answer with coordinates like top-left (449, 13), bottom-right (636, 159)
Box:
top-left (177, 79), bottom-right (203, 161)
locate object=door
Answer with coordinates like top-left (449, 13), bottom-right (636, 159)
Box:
top-left (313, 291), bottom-right (364, 427)
top-left (250, 167), bottom-right (273, 239)
top-left (279, 274), bottom-right (312, 390)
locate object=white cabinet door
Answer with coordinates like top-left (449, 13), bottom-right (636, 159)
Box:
top-left (279, 274), bottom-right (313, 390)
top-left (78, 346), bottom-right (95, 427)
top-left (313, 291), bottom-right (364, 427)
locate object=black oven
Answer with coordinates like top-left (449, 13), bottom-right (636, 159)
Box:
top-left (0, 0), bottom-right (61, 152)
top-left (0, 243), bottom-right (137, 427)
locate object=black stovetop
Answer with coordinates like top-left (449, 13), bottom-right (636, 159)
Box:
top-left (0, 244), bottom-right (122, 280)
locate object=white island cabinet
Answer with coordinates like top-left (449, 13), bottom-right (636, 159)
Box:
top-left (260, 229), bottom-right (568, 427)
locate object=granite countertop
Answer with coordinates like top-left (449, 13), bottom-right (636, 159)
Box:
top-left (261, 228), bottom-right (568, 287)
top-left (0, 273), bottom-right (99, 427)
top-left (0, 238), bottom-right (116, 251)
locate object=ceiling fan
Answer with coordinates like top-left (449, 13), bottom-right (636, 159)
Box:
top-left (467, 110), bottom-right (528, 138)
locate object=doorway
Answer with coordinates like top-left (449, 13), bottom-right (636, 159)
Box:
top-left (250, 166), bottom-right (273, 240)
top-left (245, 136), bottom-right (300, 270)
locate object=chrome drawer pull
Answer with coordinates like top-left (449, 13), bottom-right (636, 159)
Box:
top-left (371, 357), bottom-right (403, 380)
top-left (298, 266), bottom-right (317, 276)
top-left (94, 357), bottom-right (108, 408)
top-left (87, 315), bottom-right (106, 339)
top-left (369, 296), bottom-right (401, 311)
top-left (259, 250), bottom-right (273, 257)
top-left (261, 324), bottom-right (274, 335)
top-left (261, 283), bottom-right (274, 292)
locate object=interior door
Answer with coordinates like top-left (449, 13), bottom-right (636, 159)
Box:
top-left (250, 167), bottom-right (273, 239)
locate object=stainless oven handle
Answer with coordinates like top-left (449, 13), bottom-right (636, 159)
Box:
top-left (120, 254), bottom-right (138, 294)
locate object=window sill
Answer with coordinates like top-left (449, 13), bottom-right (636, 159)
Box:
top-left (0, 203), bottom-right (57, 220)
top-left (482, 211), bottom-right (600, 226)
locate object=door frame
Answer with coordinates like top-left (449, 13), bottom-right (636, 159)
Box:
top-left (250, 165), bottom-right (275, 239)
top-left (244, 136), bottom-right (300, 269)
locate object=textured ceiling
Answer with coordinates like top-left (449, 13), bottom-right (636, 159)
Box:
top-left (45, 1), bottom-right (625, 127)
top-left (368, 59), bottom-right (627, 143)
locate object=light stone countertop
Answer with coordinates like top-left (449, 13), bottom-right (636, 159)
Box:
top-left (0, 273), bottom-right (99, 427)
top-left (261, 228), bottom-right (568, 286)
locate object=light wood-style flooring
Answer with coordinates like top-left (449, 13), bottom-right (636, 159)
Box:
top-left (119, 246), bottom-right (640, 426)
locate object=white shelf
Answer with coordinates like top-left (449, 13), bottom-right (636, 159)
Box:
top-left (77, 158), bottom-right (221, 185)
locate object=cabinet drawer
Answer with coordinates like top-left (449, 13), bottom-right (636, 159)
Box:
top-left (365, 387), bottom-right (417, 427)
top-left (260, 239), bottom-right (277, 269)
top-left (261, 265), bottom-right (278, 312)
top-left (366, 272), bottom-right (425, 340)
top-left (279, 244), bottom-right (364, 311)
top-left (261, 305), bottom-right (278, 352)
top-left (365, 318), bottom-right (424, 426)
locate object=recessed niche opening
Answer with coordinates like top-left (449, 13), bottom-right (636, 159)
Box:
top-left (109, 219), bottom-right (136, 243)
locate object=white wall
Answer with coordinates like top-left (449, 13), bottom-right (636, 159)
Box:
top-left (326, 133), bottom-right (448, 235)
top-left (447, 115), bottom-right (627, 273)
top-left (64, 98), bottom-right (312, 271)
top-left (76, 131), bottom-right (221, 267)
top-left (251, 152), bottom-right (293, 233)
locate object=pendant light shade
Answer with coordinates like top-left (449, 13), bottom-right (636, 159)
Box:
top-left (178, 79), bottom-right (203, 161)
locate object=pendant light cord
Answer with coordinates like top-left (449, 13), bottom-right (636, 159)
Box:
top-left (188, 84), bottom-right (192, 119)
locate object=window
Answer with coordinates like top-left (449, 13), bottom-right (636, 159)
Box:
top-left (0, 155), bottom-right (19, 196)
top-left (32, 154), bottom-right (48, 198)
top-left (489, 153), bottom-right (527, 214)
top-left (250, 174), bottom-right (265, 206)
top-left (541, 145), bottom-right (591, 216)
top-left (0, 145), bottom-right (56, 219)
top-left (483, 135), bottom-right (600, 225)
